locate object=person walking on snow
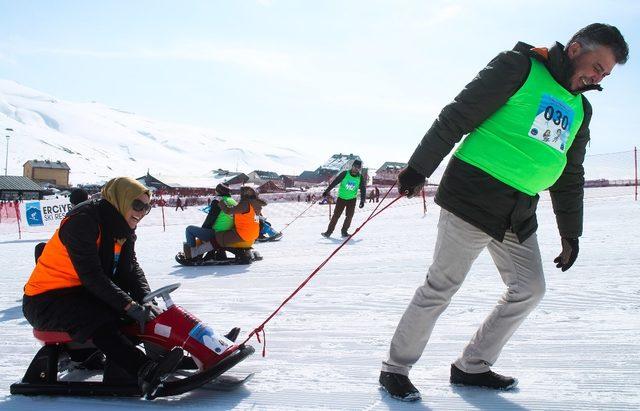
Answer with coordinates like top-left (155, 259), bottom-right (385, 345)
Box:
top-left (321, 159), bottom-right (366, 238)
top-left (379, 23), bottom-right (629, 402)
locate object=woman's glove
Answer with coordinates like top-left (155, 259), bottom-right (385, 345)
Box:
top-left (126, 302), bottom-right (157, 332)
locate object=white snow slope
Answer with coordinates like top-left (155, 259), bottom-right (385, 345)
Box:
top-left (1, 186), bottom-right (639, 410)
top-left (0, 79), bottom-right (313, 184)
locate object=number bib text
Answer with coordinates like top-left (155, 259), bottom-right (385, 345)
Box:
top-left (528, 94), bottom-right (574, 152)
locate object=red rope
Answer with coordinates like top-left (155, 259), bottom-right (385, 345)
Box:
top-left (279, 200), bottom-right (317, 233)
top-left (240, 183), bottom-right (401, 355)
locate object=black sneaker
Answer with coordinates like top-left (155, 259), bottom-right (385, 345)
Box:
top-left (321, 232), bottom-right (331, 238)
top-left (379, 371), bottom-right (421, 402)
top-left (139, 347), bottom-right (184, 400)
top-left (450, 364), bottom-right (518, 390)
top-left (224, 327), bottom-right (241, 342)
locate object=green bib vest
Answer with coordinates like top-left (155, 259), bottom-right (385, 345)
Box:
top-left (454, 58), bottom-right (585, 196)
top-left (213, 196), bottom-right (237, 232)
top-left (338, 172), bottom-right (361, 200)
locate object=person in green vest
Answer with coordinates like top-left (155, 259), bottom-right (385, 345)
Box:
top-left (321, 159), bottom-right (366, 238)
top-left (182, 183), bottom-right (237, 259)
top-left (379, 24), bottom-right (629, 402)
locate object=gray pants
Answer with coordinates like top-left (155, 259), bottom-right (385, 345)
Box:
top-left (382, 209), bottom-right (545, 375)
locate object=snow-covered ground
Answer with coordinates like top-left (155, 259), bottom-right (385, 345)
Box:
top-left (0, 186), bottom-right (639, 410)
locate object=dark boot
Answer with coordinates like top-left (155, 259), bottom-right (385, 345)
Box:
top-left (379, 371), bottom-right (421, 401)
top-left (213, 249), bottom-right (228, 261)
top-left (450, 364), bottom-right (518, 390)
top-left (235, 249), bottom-right (253, 264)
top-left (224, 327), bottom-right (241, 342)
top-left (321, 231), bottom-right (331, 238)
top-left (341, 231), bottom-right (352, 237)
top-left (138, 347), bottom-right (184, 399)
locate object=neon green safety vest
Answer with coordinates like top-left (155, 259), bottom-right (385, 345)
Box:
top-left (213, 196), bottom-right (237, 232)
top-left (338, 172), bottom-right (361, 200)
top-left (454, 58), bottom-right (585, 196)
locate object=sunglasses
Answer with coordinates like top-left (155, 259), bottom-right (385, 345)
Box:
top-left (131, 199), bottom-right (152, 215)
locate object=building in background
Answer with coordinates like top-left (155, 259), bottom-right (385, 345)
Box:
top-left (257, 180), bottom-right (286, 194)
top-left (246, 170), bottom-right (281, 185)
top-left (0, 176), bottom-right (46, 200)
top-left (373, 161), bottom-right (407, 185)
top-left (317, 153), bottom-right (362, 176)
top-left (280, 175), bottom-right (297, 188)
top-left (23, 160), bottom-right (70, 187)
top-left (136, 172), bottom-right (173, 191)
top-left (212, 169), bottom-right (249, 186)
top-left (294, 153), bottom-right (364, 187)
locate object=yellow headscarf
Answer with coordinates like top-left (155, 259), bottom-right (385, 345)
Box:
top-left (101, 177), bottom-right (150, 218)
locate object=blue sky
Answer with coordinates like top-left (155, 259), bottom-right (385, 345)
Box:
top-left (1, 0), bottom-right (638, 168)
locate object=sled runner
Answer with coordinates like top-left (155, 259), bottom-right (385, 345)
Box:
top-left (175, 247), bottom-right (263, 266)
top-left (11, 283), bottom-right (254, 398)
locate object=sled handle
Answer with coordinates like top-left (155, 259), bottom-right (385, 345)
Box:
top-left (143, 283), bottom-right (181, 307)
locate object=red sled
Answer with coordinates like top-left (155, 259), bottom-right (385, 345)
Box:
top-left (10, 283), bottom-right (254, 398)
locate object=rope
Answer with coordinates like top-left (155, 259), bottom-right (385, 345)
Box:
top-left (279, 200), bottom-right (317, 233)
top-left (240, 183), bottom-right (401, 355)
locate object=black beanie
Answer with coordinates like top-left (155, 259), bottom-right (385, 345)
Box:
top-left (69, 188), bottom-right (89, 206)
top-left (352, 159), bottom-right (362, 167)
top-left (216, 183), bottom-right (231, 196)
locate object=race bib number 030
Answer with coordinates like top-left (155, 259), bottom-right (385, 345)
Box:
top-left (528, 94), bottom-right (574, 152)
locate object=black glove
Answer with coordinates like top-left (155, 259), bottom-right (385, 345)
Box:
top-left (126, 302), bottom-right (156, 332)
top-left (146, 302), bottom-right (163, 317)
top-left (397, 166), bottom-right (426, 198)
top-left (554, 237), bottom-right (579, 272)
top-left (359, 200), bottom-right (365, 208)
top-left (322, 190), bottom-right (329, 198)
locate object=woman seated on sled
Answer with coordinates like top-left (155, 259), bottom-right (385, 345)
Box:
top-left (215, 186), bottom-right (266, 248)
top-left (22, 177), bottom-right (183, 397)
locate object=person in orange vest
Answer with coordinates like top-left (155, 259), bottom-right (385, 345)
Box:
top-left (34, 188), bottom-right (90, 262)
top-left (216, 186), bottom-right (266, 247)
top-left (21, 177), bottom-right (183, 397)
top-left (182, 186), bottom-right (267, 261)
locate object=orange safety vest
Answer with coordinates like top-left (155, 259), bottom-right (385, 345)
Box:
top-left (234, 203), bottom-right (259, 242)
top-left (24, 218), bottom-right (120, 296)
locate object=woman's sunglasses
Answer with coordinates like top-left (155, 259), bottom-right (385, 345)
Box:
top-left (131, 199), bottom-right (152, 215)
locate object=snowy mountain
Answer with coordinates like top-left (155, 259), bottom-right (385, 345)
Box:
top-left (0, 79), bottom-right (316, 185)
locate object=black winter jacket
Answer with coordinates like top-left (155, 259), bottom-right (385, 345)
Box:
top-left (408, 41), bottom-right (594, 242)
top-left (58, 199), bottom-right (150, 310)
top-left (202, 199), bottom-right (222, 229)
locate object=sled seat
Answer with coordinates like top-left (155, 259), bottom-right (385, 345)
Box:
top-left (196, 238), bottom-right (254, 249)
top-left (33, 329), bottom-right (73, 344)
top-left (226, 240), bottom-right (254, 249)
